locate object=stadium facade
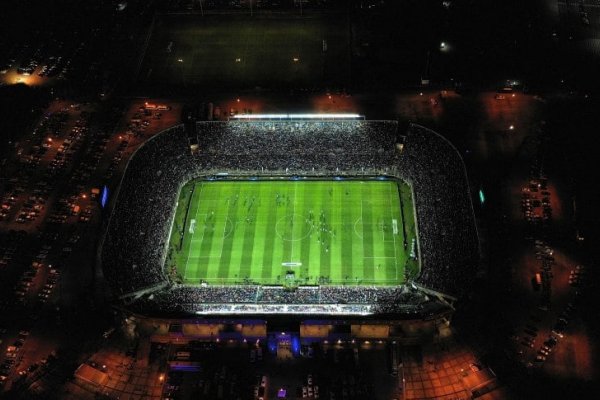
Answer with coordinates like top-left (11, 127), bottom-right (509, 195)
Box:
top-left (99, 119), bottom-right (478, 342)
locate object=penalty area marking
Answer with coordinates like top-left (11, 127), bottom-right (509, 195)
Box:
top-left (183, 184), bottom-right (202, 281)
top-left (387, 183), bottom-right (400, 280)
top-left (187, 216), bottom-right (235, 269)
top-left (192, 214), bottom-right (234, 243)
top-left (354, 214), bottom-right (400, 271)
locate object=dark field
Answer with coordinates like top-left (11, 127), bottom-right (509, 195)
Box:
top-left (139, 13), bottom-right (350, 88)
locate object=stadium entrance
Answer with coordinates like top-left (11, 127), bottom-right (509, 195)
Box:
top-left (268, 331), bottom-right (301, 360)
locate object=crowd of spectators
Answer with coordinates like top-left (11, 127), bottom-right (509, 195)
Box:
top-left (398, 124), bottom-right (479, 297)
top-left (101, 120), bottom-right (477, 314)
top-left (100, 126), bottom-right (196, 295)
top-left (195, 121), bottom-right (401, 173)
top-left (130, 283), bottom-right (447, 316)
top-left (199, 121), bottom-right (397, 156)
top-left (102, 121), bottom-right (401, 296)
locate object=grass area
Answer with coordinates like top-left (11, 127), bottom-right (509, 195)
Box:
top-left (140, 13), bottom-right (350, 88)
top-left (167, 178), bottom-right (418, 286)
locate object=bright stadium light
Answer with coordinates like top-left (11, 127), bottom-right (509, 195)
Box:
top-left (232, 113), bottom-right (363, 120)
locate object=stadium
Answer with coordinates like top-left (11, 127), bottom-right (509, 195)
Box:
top-left (99, 117), bottom-right (478, 329)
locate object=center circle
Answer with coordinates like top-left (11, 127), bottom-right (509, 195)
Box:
top-left (275, 213), bottom-right (313, 241)
top-left (222, 217), bottom-right (234, 238)
top-left (354, 217), bottom-right (363, 239)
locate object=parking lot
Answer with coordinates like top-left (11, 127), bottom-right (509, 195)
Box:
top-left (0, 98), bottom-right (180, 393)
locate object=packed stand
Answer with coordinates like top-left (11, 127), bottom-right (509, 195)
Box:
top-left (399, 124), bottom-right (479, 297)
top-left (194, 121), bottom-right (401, 173)
top-left (127, 284), bottom-right (452, 317)
top-left (102, 121), bottom-right (402, 296)
top-left (101, 126), bottom-right (196, 295)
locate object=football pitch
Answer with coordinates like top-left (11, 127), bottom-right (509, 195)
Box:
top-left (139, 13), bottom-right (350, 88)
top-left (167, 179), bottom-right (418, 287)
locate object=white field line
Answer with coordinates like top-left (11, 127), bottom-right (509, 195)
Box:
top-left (184, 183), bottom-right (204, 279)
top-left (364, 256), bottom-right (395, 259)
top-left (289, 182), bottom-right (298, 262)
top-left (388, 183), bottom-right (400, 281)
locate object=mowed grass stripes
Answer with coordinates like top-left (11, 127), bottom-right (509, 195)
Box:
top-left (168, 179), bottom-right (416, 286)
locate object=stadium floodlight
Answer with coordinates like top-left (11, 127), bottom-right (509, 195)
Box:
top-left (232, 113), bottom-right (363, 120)
top-left (100, 185), bottom-right (109, 209)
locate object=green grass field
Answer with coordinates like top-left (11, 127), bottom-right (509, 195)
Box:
top-left (140, 14), bottom-right (350, 88)
top-left (167, 179), bottom-right (418, 286)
